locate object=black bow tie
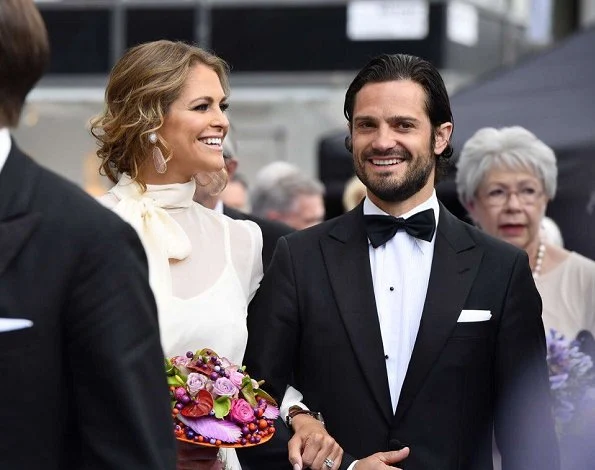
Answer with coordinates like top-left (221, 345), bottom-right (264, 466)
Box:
top-left (364, 209), bottom-right (436, 248)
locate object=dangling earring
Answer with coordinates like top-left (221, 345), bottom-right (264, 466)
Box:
top-left (149, 132), bottom-right (167, 174)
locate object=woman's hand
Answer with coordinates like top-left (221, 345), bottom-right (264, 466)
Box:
top-left (176, 441), bottom-right (223, 470)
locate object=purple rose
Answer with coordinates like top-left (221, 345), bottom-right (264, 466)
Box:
top-left (213, 377), bottom-right (239, 397)
top-left (171, 356), bottom-right (191, 375)
top-left (230, 398), bottom-right (254, 424)
top-left (227, 368), bottom-right (245, 388)
top-left (186, 373), bottom-right (208, 396)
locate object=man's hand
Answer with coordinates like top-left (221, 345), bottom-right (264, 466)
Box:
top-left (354, 448), bottom-right (410, 470)
top-left (288, 414), bottom-right (343, 470)
top-left (176, 441), bottom-right (222, 470)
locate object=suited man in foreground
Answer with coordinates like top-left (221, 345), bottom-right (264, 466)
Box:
top-left (0, 2), bottom-right (175, 469)
top-left (245, 54), bottom-right (559, 470)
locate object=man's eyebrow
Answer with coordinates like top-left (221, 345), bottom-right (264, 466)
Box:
top-left (387, 115), bottom-right (421, 125)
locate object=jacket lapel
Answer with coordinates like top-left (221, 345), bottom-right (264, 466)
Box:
top-left (0, 142), bottom-right (43, 277)
top-left (321, 204), bottom-right (394, 425)
top-left (394, 205), bottom-right (483, 424)
top-left (0, 214), bottom-right (41, 276)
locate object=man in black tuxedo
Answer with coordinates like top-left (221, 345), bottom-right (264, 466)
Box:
top-left (0, 2), bottom-right (175, 469)
top-left (245, 54), bottom-right (559, 470)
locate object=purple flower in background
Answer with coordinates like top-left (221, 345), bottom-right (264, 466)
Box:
top-left (546, 329), bottom-right (595, 435)
top-left (187, 373), bottom-right (208, 396)
top-left (213, 377), bottom-right (239, 397)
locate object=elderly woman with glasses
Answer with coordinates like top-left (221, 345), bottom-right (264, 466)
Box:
top-left (455, 126), bottom-right (595, 339)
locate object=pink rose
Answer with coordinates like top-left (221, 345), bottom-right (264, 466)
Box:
top-left (227, 369), bottom-right (245, 388)
top-left (230, 399), bottom-right (255, 424)
top-left (186, 373), bottom-right (208, 396)
top-left (213, 377), bottom-right (239, 397)
top-left (171, 356), bottom-right (191, 375)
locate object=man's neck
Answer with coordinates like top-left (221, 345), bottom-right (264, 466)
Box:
top-left (367, 184), bottom-right (435, 218)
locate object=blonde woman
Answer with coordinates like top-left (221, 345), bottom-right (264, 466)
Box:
top-left (92, 41), bottom-right (263, 470)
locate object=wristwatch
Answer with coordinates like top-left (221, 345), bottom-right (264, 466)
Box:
top-left (286, 405), bottom-right (325, 428)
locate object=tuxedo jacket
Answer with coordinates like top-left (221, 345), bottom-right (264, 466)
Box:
top-left (222, 205), bottom-right (295, 469)
top-left (0, 143), bottom-right (176, 469)
top-left (245, 202), bottom-right (560, 470)
top-left (223, 205), bottom-right (293, 270)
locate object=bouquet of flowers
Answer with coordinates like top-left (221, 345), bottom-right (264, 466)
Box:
top-left (165, 348), bottom-right (279, 447)
top-left (546, 329), bottom-right (595, 437)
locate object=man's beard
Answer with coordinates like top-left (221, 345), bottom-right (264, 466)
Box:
top-left (354, 145), bottom-right (435, 203)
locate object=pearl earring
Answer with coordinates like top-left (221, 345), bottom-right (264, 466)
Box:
top-left (148, 132), bottom-right (166, 174)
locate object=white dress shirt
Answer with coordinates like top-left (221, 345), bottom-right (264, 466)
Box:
top-left (0, 128), bottom-right (11, 175)
top-left (364, 192), bottom-right (439, 411)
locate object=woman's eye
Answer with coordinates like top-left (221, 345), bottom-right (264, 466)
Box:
top-left (488, 189), bottom-right (505, 197)
top-left (220, 103), bottom-right (230, 112)
top-left (193, 104), bottom-right (208, 111)
top-left (521, 187), bottom-right (537, 195)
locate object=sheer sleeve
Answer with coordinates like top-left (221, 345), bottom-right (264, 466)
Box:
top-left (245, 221), bottom-right (264, 302)
top-left (228, 218), bottom-right (263, 302)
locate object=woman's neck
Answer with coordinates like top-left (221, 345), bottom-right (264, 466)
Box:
top-left (526, 238), bottom-right (545, 279)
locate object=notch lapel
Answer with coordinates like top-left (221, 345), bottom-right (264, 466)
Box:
top-left (394, 206), bottom-right (483, 424)
top-left (321, 206), bottom-right (393, 425)
top-left (0, 142), bottom-right (43, 277)
top-left (0, 214), bottom-right (41, 276)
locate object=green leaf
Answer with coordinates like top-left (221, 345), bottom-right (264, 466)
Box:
top-left (167, 375), bottom-right (185, 387)
top-left (255, 389), bottom-right (277, 406)
top-left (241, 382), bottom-right (258, 408)
top-left (241, 375), bottom-right (252, 387)
top-left (213, 396), bottom-right (232, 419)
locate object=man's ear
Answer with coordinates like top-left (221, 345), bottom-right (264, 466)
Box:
top-left (433, 122), bottom-right (453, 155)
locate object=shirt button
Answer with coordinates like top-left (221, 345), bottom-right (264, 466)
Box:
top-left (389, 286), bottom-right (394, 291)
top-left (385, 355), bottom-right (389, 360)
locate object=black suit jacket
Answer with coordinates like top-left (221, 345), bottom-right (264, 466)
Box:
top-left (223, 205), bottom-right (293, 270)
top-left (245, 202), bottom-right (559, 470)
top-left (223, 205), bottom-right (295, 469)
top-left (0, 143), bottom-right (176, 469)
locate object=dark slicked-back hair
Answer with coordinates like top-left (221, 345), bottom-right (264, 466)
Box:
top-left (344, 54), bottom-right (454, 175)
top-left (0, 0), bottom-right (50, 127)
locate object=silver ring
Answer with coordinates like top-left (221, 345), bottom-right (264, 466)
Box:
top-left (324, 457), bottom-right (334, 468)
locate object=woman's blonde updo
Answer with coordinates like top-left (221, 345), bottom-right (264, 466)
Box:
top-left (90, 40), bottom-right (230, 189)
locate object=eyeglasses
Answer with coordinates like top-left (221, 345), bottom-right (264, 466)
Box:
top-left (480, 186), bottom-right (544, 207)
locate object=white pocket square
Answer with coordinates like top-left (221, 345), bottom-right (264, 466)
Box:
top-left (457, 309), bottom-right (491, 322)
top-left (0, 318), bottom-right (33, 333)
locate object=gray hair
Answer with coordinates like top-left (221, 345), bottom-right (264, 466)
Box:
top-left (251, 169), bottom-right (325, 218)
top-left (455, 126), bottom-right (557, 206)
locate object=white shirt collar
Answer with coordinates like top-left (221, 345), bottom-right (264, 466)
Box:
top-left (0, 128), bottom-right (11, 175)
top-left (363, 190), bottom-right (440, 250)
